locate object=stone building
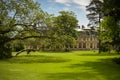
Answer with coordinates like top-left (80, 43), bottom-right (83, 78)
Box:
top-left (71, 26), bottom-right (99, 50)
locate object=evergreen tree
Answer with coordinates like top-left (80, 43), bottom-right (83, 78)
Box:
top-left (86, 0), bottom-right (103, 53)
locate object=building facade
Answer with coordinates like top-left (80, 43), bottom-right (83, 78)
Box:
top-left (71, 26), bottom-right (99, 50)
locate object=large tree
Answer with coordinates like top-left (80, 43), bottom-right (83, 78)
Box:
top-left (45, 11), bottom-right (78, 51)
top-left (0, 0), bottom-right (49, 59)
top-left (100, 0), bottom-right (120, 53)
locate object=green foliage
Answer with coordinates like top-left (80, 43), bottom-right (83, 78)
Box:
top-left (0, 0), bottom-right (79, 57)
top-left (49, 11), bottom-right (78, 51)
top-left (100, 0), bottom-right (120, 53)
top-left (37, 11), bottom-right (78, 51)
top-left (100, 42), bottom-right (110, 52)
top-left (0, 0), bottom-right (47, 59)
top-left (100, 16), bottom-right (116, 43)
top-left (92, 0), bottom-right (120, 53)
top-left (102, 0), bottom-right (120, 21)
top-left (100, 17), bottom-right (114, 53)
top-left (11, 41), bottom-right (24, 52)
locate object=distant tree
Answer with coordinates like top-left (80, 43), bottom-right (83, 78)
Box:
top-left (46, 11), bottom-right (78, 51)
top-left (86, 0), bottom-right (103, 53)
top-left (86, 0), bottom-right (103, 27)
top-left (0, 0), bottom-right (49, 59)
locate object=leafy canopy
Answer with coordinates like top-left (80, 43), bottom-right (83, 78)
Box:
top-left (0, 0), bottom-right (48, 58)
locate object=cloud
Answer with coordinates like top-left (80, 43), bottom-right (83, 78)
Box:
top-left (53, 0), bottom-right (70, 4)
top-left (63, 7), bottom-right (69, 11)
top-left (76, 5), bottom-right (87, 13)
top-left (65, 4), bottom-right (71, 7)
top-left (72, 0), bottom-right (90, 6)
top-left (51, 0), bottom-right (90, 11)
top-left (52, 0), bottom-right (90, 6)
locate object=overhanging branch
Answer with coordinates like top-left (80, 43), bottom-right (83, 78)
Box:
top-left (10, 35), bottom-right (50, 41)
top-left (0, 29), bottom-right (15, 34)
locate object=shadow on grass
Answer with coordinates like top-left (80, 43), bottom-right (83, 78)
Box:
top-left (47, 58), bottom-right (120, 80)
top-left (77, 53), bottom-right (120, 56)
top-left (3, 55), bottom-right (70, 64)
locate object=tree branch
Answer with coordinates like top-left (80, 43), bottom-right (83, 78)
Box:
top-left (0, 29), bottom-right (15, 34)
top-left (13, 23), bottom-right (34, 27)
top-left (10, 35), bottom-right (50, 41)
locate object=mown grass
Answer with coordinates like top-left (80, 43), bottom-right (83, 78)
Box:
top-left (0, 51), bottom-right (120, 80)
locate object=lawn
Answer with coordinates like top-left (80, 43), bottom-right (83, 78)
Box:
top-left (0, 51), bottom-right (120, 80)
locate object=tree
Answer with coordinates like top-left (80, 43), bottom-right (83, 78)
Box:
top-left (86, 0), bottom-right (103, 27)
top-left (86, 0), bottom-right (103, 53)
top-left (0, 0), bottom-right (49, 59)
top-left (100, 0), bottom-right (120, 53)
top-left (45, 11), bottom-right (78, 51)
top-left (102, 0), bottom-right (120, 21)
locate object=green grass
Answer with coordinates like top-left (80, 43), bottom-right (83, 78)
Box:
top-left (0, 51), bottom-right (120, 80)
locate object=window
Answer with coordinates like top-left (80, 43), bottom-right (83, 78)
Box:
top-left (91, 37), bottom-right (92, 41)
top-left (79, 43), bottom-right (81, 48)
top-left (90, 43), bottom-right (92, 48)
top-left (83, 43), bottom-right (86, 48)
top-left (83, 38), bottom-right (86, 41)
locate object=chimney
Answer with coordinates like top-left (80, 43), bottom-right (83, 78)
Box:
top-left (82, 25), bottom-right (85, 29)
